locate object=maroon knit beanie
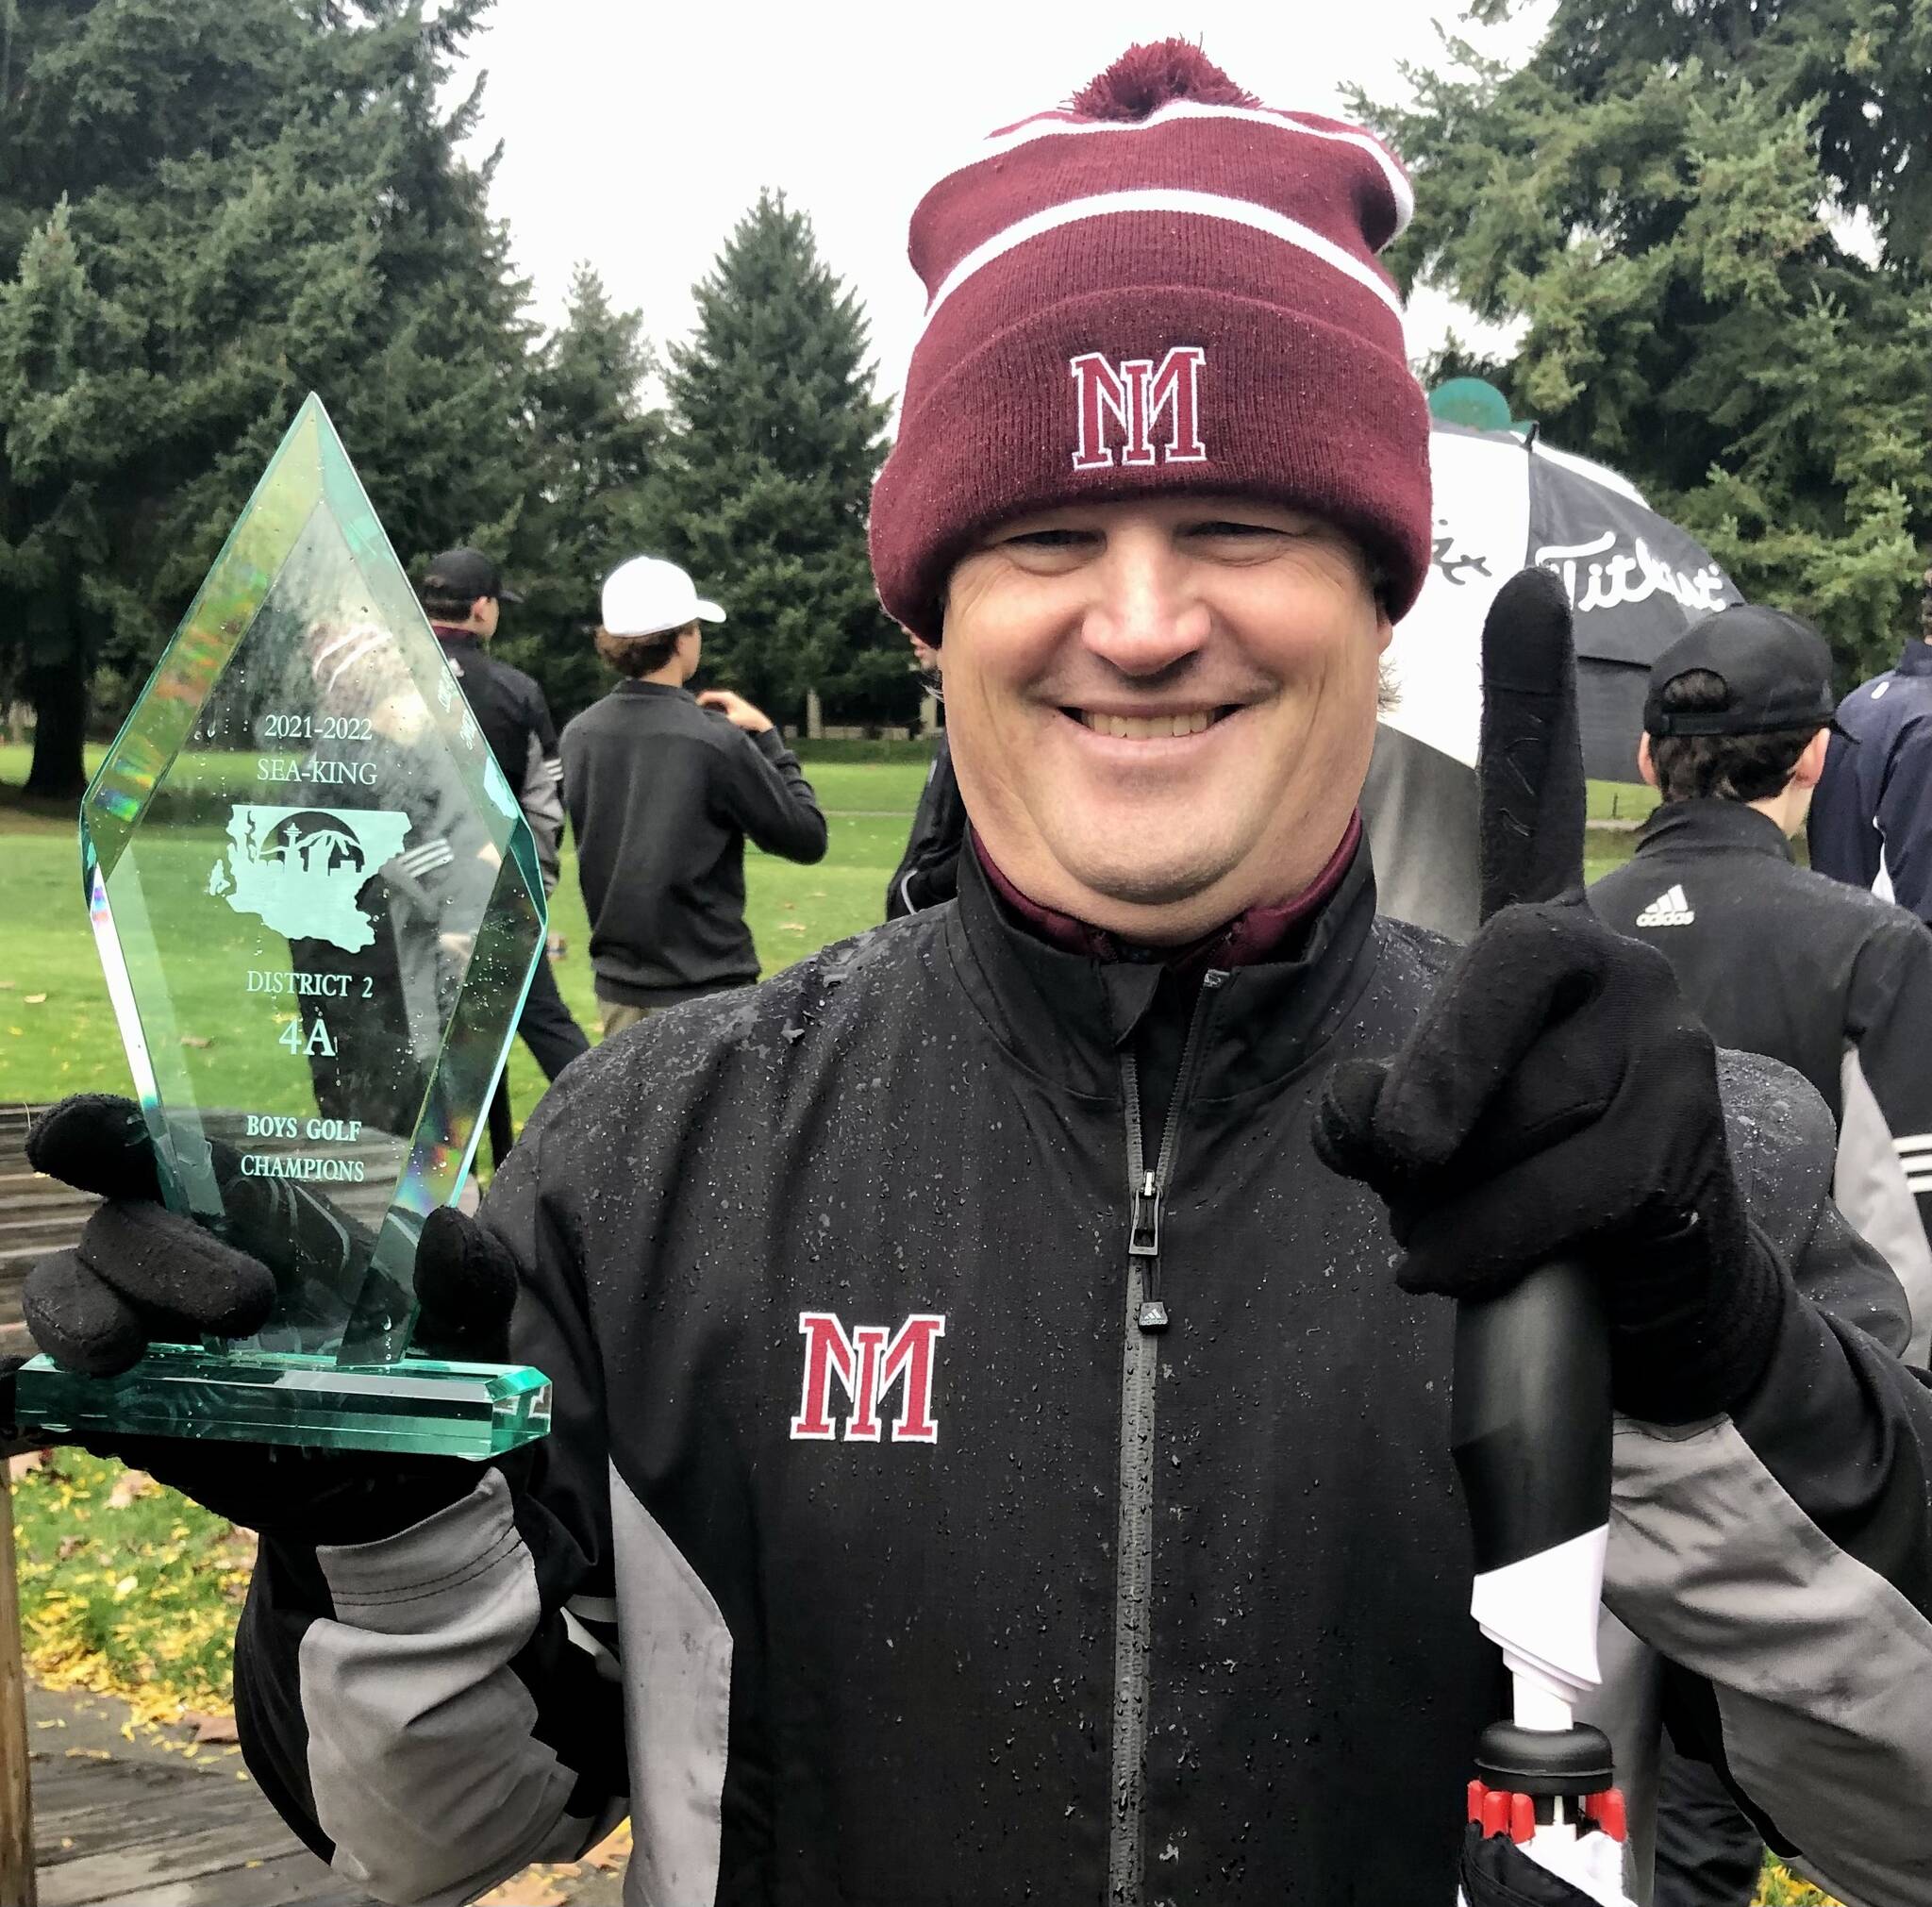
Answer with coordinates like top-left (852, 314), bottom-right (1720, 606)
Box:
top-left (870, 41), bottom-right (1432, 639)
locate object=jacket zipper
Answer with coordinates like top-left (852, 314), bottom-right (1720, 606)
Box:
top-left (1107, 970), bottom-right (1226, 1906)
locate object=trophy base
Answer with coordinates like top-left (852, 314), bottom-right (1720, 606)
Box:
top-left (14, 1347), bottom-right (552, 1458)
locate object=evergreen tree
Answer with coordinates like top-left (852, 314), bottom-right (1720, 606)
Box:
top-left (501, 265), bottom-right (665, 724)
top-left (0, 0), bottom-right (534, 796)
top-left (1357, 1), bottom-right (1932, 679)
top-left (648, 191), bottom-right (906, 728)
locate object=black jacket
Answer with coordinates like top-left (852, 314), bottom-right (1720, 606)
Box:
top-left (559, 681), bottom-right (827, 1005)
top-left (233, 845), bottom-right (1932, 1906)
top-left (1591, 798), bottom-right (1932, 1359)
top-left (432, 628), bottom-right (566, 895)
top-left (884, 733), bottom-right (965, 920)
top-left (1809, 636), bottom-right (1932, 926)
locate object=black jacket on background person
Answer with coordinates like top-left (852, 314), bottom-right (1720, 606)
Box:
top-left (1592, 797), bottom-right (1932, 1361)
top-left (884, 731), bottom-right (965, 919)
top-left (432, 627), bottom-right (566, 895)
top-left (433, 625), bottom-right (587, 1093)
top-left (559, 680), bottom-right (827, 1007)
top-left (1810, 636), bottom-right (1932, 927)
top-left (228, 843), bottom-right (1932, 1906)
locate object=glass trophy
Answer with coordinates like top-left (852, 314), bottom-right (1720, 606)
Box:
top-left (13, 394), bottom-right (552, 1459)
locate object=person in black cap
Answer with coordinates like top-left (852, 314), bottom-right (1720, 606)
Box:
top-left (1591, 601), bottom-right (1932, 1907)
top-left (417, 550), bottom-right (590, 1149)
top-left (1809, 564), bottom-right (1932, 928)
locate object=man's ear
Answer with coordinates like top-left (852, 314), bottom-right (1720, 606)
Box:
top-left (1636, 732), bottom-right (1659, 790)
top-left (470, 595), bottom-right (491, 625)
top-left (1790, 727), bottom-right (1832, 792)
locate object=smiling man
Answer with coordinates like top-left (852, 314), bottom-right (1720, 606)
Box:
top-left (936, 495), bottom-right (1384, 931)
top-left (18, 40), bottom-right (1932, 1907)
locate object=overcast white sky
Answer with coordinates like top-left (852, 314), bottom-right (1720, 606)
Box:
top-left (452, 1), bottom-right (1550, 410)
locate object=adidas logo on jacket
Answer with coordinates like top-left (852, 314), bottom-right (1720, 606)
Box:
top-left (1634, 883), bottom-right (1695, 927)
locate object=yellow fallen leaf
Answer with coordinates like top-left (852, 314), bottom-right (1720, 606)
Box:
top-left (108, 1469), bottom-right (158, 1510)
top-left (178, 1035), bottom-right (211, 1048)
top-left (24, 993), bottom-right (47, 1004)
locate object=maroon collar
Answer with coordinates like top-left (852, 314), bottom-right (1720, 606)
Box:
top-left (975, 812), bottom-right (1362, 975)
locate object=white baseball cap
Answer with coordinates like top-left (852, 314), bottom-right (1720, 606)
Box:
top-left (600, 557), bottom-right (726, 638)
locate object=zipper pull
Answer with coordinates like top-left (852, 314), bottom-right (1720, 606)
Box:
top-left (1130, 1172), bottom-right (1169, 1331)
top-left (1129, 1171), bottom-right (1160, 1257)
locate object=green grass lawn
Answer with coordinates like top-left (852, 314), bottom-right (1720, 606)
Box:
top-left (0, 754), bottom-right (934, 1106)
top-left (1588, 776), bottom-right (1657, 824)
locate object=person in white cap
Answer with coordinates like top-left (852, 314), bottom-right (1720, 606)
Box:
top-left (558, 556), bottom-right (827, 1036)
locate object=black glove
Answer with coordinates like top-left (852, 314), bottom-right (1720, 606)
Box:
top-left (1312, 901), bottom-right (1789, 1423)
top-left (8, 1094), bottom-right (520, 1542)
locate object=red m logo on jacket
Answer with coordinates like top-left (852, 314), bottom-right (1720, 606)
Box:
top-left (790, 1311), bottom-right (946, 1444)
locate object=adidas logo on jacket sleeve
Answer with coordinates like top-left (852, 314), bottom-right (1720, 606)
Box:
top-left (1634, 884), bottom-right (1695, 928)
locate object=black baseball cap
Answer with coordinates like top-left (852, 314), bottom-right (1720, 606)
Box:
top-left (1642, 604), bottom-right (1839, 738)
top-left (419, 547), bottom-right (522, 606)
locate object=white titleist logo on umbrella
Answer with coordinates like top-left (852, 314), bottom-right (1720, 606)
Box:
top-left (1533, 529), bottom-right (1730, 617)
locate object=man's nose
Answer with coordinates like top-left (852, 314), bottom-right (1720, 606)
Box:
top-left (1078, 533), bottom-right (1211, 677)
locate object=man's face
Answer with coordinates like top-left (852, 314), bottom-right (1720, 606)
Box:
top-left (474, 595), bottom-right (501, 640)
top-left (941, 495), bottom-right (1392, 942)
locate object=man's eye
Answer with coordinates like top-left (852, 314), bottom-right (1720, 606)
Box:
top-left (1002, 528), bottom-right (1096, 550)
top-left (1185, 520), bottom-right (1284, 541)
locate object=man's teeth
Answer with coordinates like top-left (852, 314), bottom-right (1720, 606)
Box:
top-left (1078, 710), bottom-right (1218, 740)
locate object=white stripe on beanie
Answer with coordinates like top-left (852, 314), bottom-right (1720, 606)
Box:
top-left (924, 187), bottom-right (1408, 325)
top-left (962, 100), bottom-right (1415, 239)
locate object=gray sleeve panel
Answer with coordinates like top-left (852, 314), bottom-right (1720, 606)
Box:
top-left (609, 1461), bottom-right (732, 1907)
top-left (1837, 1047), bottom-right (1932, 1363)
top-left (1575, 1612), bottom-right (1663, 1904)
top-left (302, 1469), bottom-right (609, 1905)
top-left (1718, 1048), bottom-right (1910, 1356)
top-left (518, 733), bottom-right (565, 896)
top-left (1606, 1415), bottom-right (1932, 1907)
top-left (1358, 723), bottom-right (1480, 943)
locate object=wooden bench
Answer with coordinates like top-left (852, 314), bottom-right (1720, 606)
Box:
top-left (32, 1747), bottom-right (381, 1907)
top-left (0, 1108), bottom-right (94, 1358)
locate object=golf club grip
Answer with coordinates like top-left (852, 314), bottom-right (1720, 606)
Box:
top-left (1450, 1259), bottom-right (1611, 1577)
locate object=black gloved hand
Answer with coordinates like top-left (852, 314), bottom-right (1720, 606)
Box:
top-left (8, 1094), bottom-right (519, 1541)
top-left (1312, 901), bottom-right (1788, 1423)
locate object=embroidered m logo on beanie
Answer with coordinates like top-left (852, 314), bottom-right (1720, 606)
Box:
top-left (1070, 346), bottom-right (1208, 471)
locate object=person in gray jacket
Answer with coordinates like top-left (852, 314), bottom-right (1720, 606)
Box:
top-left (1592, 602), bottom-right (1932, 1905)
top-left (559, 556), bottom-right (827, 1038)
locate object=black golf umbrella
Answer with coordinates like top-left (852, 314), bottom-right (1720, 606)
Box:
top-left (1449, 568), bottom-right (1636, 1907)
top-left (1364, 423), bottom-right (1741, 939)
